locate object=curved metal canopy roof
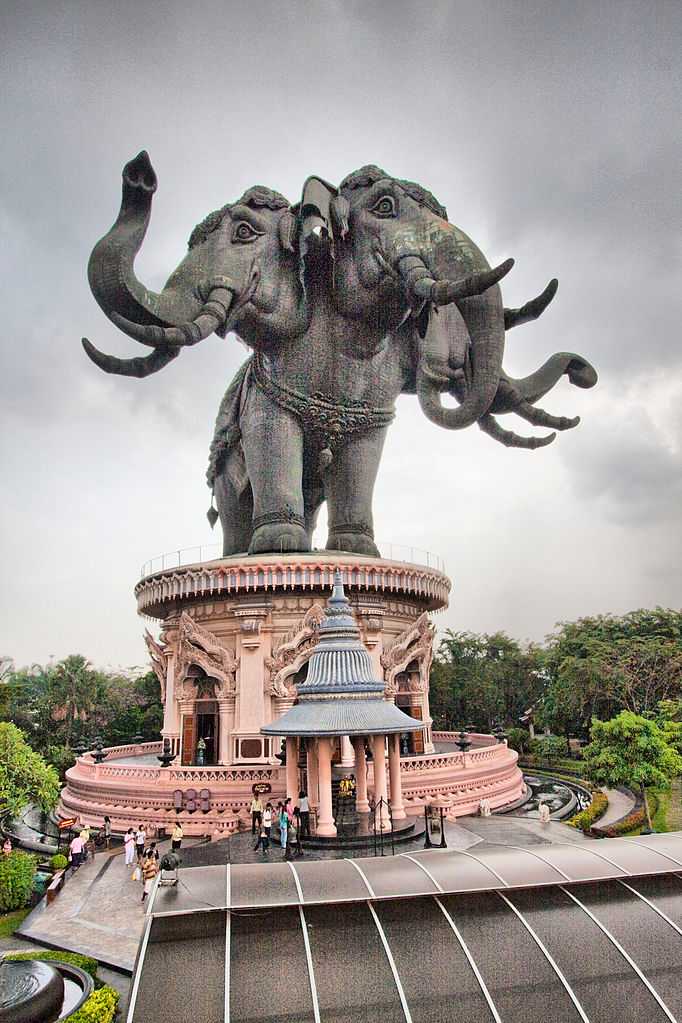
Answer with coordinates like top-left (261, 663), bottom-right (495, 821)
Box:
top-left (129, 833), bottom-right (682, 1023)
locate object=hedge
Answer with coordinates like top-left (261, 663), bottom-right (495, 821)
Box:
top-left (65, 985), bottom-right (119, 1023)
top-left (4, 950), bottom-right (98, 980)
top-left (0, 851), bottom-right (37, 911)
top-left (51, 853), bottom-right (68, 871)
top-left (566, 791), bottom-right (608, 830)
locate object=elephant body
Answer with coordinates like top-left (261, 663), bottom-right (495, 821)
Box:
top-left (82, 154), bottom-right (597, 557)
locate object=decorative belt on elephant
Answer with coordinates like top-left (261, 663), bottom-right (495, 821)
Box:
top-left (252, 352), bottom-right (395, 470)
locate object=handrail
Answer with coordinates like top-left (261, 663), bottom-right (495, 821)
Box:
top-left (140, 541), bottom-right (446, 579)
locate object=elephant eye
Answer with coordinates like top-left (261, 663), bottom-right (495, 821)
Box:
top-left (232, 221), bottom-right (263, 243)
top-left (370, 195), bottom-right (397, 218)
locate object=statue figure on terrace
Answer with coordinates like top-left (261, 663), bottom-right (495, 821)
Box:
top-left (82, 154), bottom-right (597, 557)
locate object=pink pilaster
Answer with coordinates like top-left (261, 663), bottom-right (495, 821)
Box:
top-left (372, 734), bottom-right (390, 830)
top-left (285, 736), bottom-right (299, 801)
top-left (306, 741), bottom-right (319, 808)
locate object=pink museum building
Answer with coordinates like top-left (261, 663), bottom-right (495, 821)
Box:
top-left (60, 551), bottom-right (524, 836)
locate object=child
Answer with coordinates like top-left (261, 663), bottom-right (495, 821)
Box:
top-left (254, 821), bottom-right (269, 855)
top-left (141, 851), bottom-right (158, 903)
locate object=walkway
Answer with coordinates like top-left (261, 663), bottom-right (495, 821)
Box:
top-left (15, 842), bottom-right (174, 973)
top-left (597, 787), bottom-right (637, 827)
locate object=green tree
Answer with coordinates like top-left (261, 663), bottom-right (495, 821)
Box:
top-left (430, 630), bottom-right (544, 730)
top-left (541, 608), bottom-right (682, 735)
top-left (45, 655), bottom-right (108, 749)
top-left (0, 723), bottom-right (60, 822)
top-left (582, 711), bottom-right (682, 830)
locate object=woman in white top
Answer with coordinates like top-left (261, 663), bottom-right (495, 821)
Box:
top-left (124, 829), bottom-right (136, 865)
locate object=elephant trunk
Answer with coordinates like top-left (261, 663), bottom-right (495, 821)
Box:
top-left (502, 352), bottom-right (598, 407)
top-left (400, 254), bottom-right (508, 430)
top-left (87, 151), bottom-right (198, 331)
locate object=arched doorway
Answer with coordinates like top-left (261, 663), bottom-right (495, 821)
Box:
top-left (180, 667), bottom-right (221, 765)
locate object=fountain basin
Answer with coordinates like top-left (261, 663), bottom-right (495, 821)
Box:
top-left (0, 961), bottom-right (93, 1023)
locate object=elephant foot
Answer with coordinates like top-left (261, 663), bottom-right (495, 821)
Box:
top-left (326, 531), bottom-right (380, 557)
top-left (249, 521), bottom-right (310, 555)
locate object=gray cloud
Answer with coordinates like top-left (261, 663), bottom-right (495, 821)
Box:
top-left (1, 0), bottom-right (680, 665)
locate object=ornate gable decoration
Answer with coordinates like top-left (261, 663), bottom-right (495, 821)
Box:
top-left (176, 611), bottom-right (237, 699)
top-left (266, 604), bottom-right (325, 698)
top-left (144, 629), bottom-right (168, 703)
top-left (381, 612), bottom-right (435, 696)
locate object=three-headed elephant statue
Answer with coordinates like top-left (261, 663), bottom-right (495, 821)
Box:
top-left (82, 155), bottom-right (597, 557)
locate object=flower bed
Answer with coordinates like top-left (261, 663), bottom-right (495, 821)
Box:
top-left (566, 790), bottom-right (608, 830)
top-left (4, 950), bottom-right (118, 1021)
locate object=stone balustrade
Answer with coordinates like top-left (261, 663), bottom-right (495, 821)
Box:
top-left (60, 734), bottom-right (523, 836)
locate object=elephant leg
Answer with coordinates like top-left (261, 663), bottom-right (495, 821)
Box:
top-left (213, 445), bottom-right (253, 556)
top-left (512, 400), bottom-right (579, 432)
top-left (240, 387), bottom-right (309, 554)
top-left (324, 427), bottom-right (387, 557)
top-left (479, 413), bottom-right (556, 449)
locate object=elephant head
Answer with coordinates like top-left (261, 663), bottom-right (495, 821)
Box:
top-left (82, 151), bottom-right (308, 377)
top-left (332, 165), bottom-right (514, 430)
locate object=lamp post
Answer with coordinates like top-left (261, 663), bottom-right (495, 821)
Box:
top-left (455, 729), bottom-right (471, 753)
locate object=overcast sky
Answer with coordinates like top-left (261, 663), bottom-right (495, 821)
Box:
top-left (1, 0), bottom-right (680, 669)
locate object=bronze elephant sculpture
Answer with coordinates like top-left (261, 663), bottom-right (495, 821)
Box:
top-left (82, 154), bottom-right (597, 556)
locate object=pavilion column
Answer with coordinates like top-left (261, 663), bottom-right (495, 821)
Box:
top-left (285, 737), bottom-right (299, 801)
top-left (316, 738), bottom-right (337, 837)
top-left (388, 732), bottom-right (406, 820)
top-left (340, 735), bottom-right (355, 768)
top-left (372, 733), bottom-right (390, 830)
top-left (352, 736), bottom-right (369, 813)
top-left (306, 740), bottom-right (319, 809)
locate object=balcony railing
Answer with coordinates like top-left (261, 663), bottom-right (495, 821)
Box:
top-left (140, 541), bottom-right (446, 580)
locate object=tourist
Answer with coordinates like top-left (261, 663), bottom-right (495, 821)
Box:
top-left (69, 832), bottom-right (84, 870)
top-left (278, 803), bottom-right (288, 850)
top-left (103, 816), bottom-right (112, 849)
top-left (79, 825), bottom-right (91, 862)
top-left (124, 829), bottom-right (136, 866)
top-left (2, 838), bottom-right (12, 856)
top-left (135, 825), bottom-right (146, 863)
top-left (293, 808), bottom-right (303, 856)
top-left (253, 821), bottom-right (269, 855)
top-left (145, 841), bottom-right (160, 862)
top-left (263, 802), bottom-right (273, 841)
top-left (171, 822), bottom-right (183, 853)
top-left (298, 791), bottom-right (310, 837)
top-left (250, 793), bottom-right (263, 835)
top-left (141, 851), bottom-right (159, 903)
top-left (285, 797), bottom-right (295, 823)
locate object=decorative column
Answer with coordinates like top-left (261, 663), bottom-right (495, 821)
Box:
top-left (372, 733), bottom-right (390, 830)
top-left (218, 697), bottom-right (235, 765)
top-left (340, 735), bottom-right (355, 768)
top-left (388, 732), bottom-right (406, 820)
top-left (286, 737), bottom-right (299, 801)
top-left (352, 736), bottom-right (369, 813)
top-left (316, 737), bottom-right (337, 837)
top-left (306, 740), bottom-right (319, 808)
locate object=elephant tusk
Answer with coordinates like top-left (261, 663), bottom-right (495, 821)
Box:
top-left (111, 279), bottom-right (236, 347)
top-left (504, 278), bottom-right (558, 330)
top-left (400, 257), bottom-right (514, 307)
top-left (81, 337), bottom-right (181, 377)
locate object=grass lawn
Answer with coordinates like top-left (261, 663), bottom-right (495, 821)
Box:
top-left (0, 908), bottom-right (30, 938)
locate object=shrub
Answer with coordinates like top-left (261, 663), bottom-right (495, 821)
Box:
top-left (506, 727), bottom-right (531, 755)
top-left (51, 853), bottom-right (68, 871)
top-left (66, 984), bottom-right (119, 1022)
top-left (594, 791), bottom-right (659, 837)
top-left (0, 851), bottom-right (37, 911)
top-left (567, 790), bottom-right (608, 830)
top-left (529, 735), bottom-right (569, 761)
top-left (4, 950), bottom-right (99, 980)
